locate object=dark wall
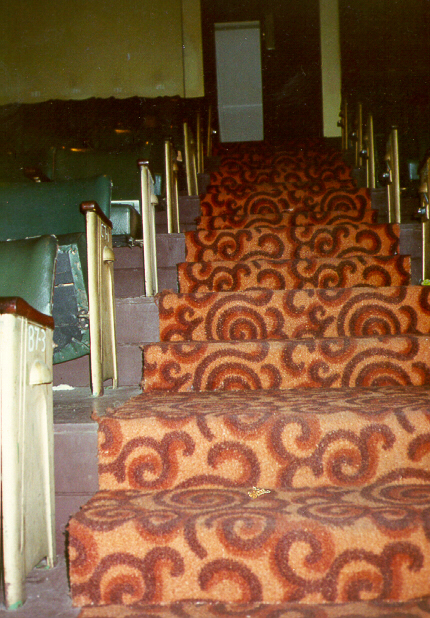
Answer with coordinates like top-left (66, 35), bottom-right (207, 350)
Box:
top-left (201, 0), bottom-right (322, 141)
top-left (201, 0), bottom-right (430, 156)
top-left (339, 0), bottom-right (430, 162)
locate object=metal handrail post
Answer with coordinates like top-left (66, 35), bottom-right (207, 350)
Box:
top-left (138, 160), bottom-right (155, 296)
top-left (368, 114), bottom-right (376, 189)
top-left (165, 139), bottom-right (174, 234)
top-left (391, 127), bottom-right (401, 224)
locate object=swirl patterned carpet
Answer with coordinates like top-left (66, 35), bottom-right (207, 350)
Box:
top-left (70, 138), bottom-right (430, 615)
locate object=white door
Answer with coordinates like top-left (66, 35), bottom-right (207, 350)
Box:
top-left (215, 21), bottom-right (264, 143)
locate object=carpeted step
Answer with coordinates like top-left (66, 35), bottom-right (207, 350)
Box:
top-left (70, 134), bottom-right (430, 616)
top-left (158, 286), bottom-right (430, 342)
top-left (216, 157), bottom-right (352, 183)
top-left (213, 137), bottom-right (333, 157)
top-left (184, 224), bottom-right (400, 263)
top-left (69, 479), bottom-right (430, 606)
top-left (201, 187), bottom-right (371, 214)
top-left (208, 168), bottom-right (355, 188)
top-left (177, 255), bottom-right (411, 293)
top-left (96, 386), bottom-right (430, 492)
top-left (141, 334), bottom-right (430, 393)
top-left (73, 598), bottom-right (430, 618)
top-left (217, 151), bottom-right (352, 173)
top-left (216, 143), bottom-right (349, 165)
top-left (196, 209), bottom-right (378, 230)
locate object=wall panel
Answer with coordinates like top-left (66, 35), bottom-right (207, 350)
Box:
top-left (0, 0), bottom-right (203, 105)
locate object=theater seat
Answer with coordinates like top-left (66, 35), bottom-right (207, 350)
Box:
top-left (0, 235), bottom-right (57, 609)
top-left (0, 175), bottom-right (117, 395)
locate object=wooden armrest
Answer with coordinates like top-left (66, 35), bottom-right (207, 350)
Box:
top-left (0, 297), bottom-right (54, 329)
top-left (80, 201), bottom-right (113, 228)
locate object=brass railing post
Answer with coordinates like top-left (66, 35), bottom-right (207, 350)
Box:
top-left (338, 99), bottom-right (348, 152)
top-left (354, 102), bottom-right (363, 167)
top-left (419, 157), bottom-right (430, 283)
top-left (196, 111), bottom-right (204, 174)
top-left (391, 127), bottom-right (401, 223)
top-left (206, 105), bottom-right (213, 157)
top-left (138, 160), bottom-right (158, 296)
top-left (80, 202), bottom-right (118, 396)
top-left (165, 139), bottom-right (180, 234)
top-left (385, 127), bottom-right (401, 224)
top-left (183, 121), bottom-right (198, 196)
top-left (367, 114), bottom-right (376, 189)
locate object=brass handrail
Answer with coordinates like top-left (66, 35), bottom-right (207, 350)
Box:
top-left (138, 161), bottom-right (159, 296)
top-left (419, 156), bottom-right (430, 282)
top-left (385, 127), bottom-right (401, 224)
top-left (165, 139), bottom-right (180, 234)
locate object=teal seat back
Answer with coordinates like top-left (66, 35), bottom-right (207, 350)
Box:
top-left (0, 175), bottom-right (111, 242)
top-left (0, 235), bottom-right (58, 316)
top-left (0, 175), bottom-right (111, 363)
top-left (45, 147), bottom-right (150, 204)
top-left (44, 142), bottom-right (166, 201)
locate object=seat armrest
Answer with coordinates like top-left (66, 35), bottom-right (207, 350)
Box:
top-left (0, 297), bottom-right (54, 330)
top-left (80, 201), bottom-right (113, 228)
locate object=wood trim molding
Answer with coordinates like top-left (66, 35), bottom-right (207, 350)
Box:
top-left (0, 297), bottom-right (54, 329)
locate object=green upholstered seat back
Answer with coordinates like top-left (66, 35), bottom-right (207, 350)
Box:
top-left (0, 175), bottom-right (111, 242)
top-left (0, 235), bottom-right (58, 316)
top-left (44, 141), bottom-right (165, 201)
top-left (45, 147), bottom-right (150, 203)
top-left (0, 176), bottom-right (111, 362)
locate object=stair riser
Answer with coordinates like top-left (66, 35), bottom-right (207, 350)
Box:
top-left (185, 225), bottom-right (400, 263)
top-left (196, 209), bottom-right (377, 230)
top-left (177, 256), bottom-right (411, 293)
top-left (68, 484), bottom-right (430, 606)
top-left (209, 168), bottom-right (354, 187)
top-left (201, 188), bottom-right (371, 216)
top-left (142, 336), bottom-right (430, 393)
top-left (158, 286), bottom-right (430, 342)
top-left (74, 599), bottom-right (430, 618)
top-left (216, 157), bottom-right (351, 175)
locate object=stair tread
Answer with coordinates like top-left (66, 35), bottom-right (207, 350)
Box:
top-left (96, 385), bottom-right (430, 492)
top-left (69, 482), bottom-right (430, 606)
top-left (100, 384), bottom-right (430, 418)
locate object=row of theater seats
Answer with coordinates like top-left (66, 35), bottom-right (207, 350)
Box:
top-left (0, 105), bottom-right (212, 609)
top-left (0, 109), bottom-right (207, 390)
top-left (0, 235), bottom-right (58, 609)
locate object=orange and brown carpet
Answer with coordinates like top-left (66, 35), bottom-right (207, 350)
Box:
top-left (69, 138), bottom-right (430, 615)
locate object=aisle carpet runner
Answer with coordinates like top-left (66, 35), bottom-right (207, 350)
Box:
top-left (69, 139), bottom-right (430, 616)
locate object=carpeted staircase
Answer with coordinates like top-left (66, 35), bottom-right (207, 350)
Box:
top-left (68, 138), bottom-right (430, 617)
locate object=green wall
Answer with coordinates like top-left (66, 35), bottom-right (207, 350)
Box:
top-left (0, 0), bottom-right (204, 105)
